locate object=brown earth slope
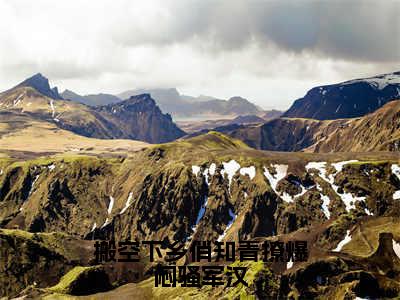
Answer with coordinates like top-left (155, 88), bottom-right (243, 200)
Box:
top-left (227, 99), bottom-right (400, 152)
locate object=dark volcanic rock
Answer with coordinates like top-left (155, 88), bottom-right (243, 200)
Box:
top-left (95, 94), bottom-right (185, 143)
top-left (14, 73), bottom-right (63, 99)
top-left (283, 71), bottom-right (400, 120)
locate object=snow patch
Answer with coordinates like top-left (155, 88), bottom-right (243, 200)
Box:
top-left (203, 168), bottom-right (210, 185)
top-left (120, 192), bottom-right (133, 215)
top-left (317, 184), bottom-right (331, 219)
top-left (333, 230), bottom-right (352, 252)
top-left (239, 166), bottom-right (256, 180)
top-left (192, 165), bottom-right (201, 176)
top-left (49, 100), bottom-right (56, 118)
top-left (263, 164), bottom-right (288, 192)
top-left (107, 196), bottom-right (114, 214)
top-left (209, 163), bottom-right (216, 176)
top-left (101, 218), bottom-right (110, 228)
top-left (14, 93), bottom-right (25, 106)
top-left (393, 191), bottom-right (400, 200)
top-left (264, 164), bottom-right (307, 203)
top-left (48, 164), bottom-right (55, 171)
top-left (391, 164), bottom-right (400, 200)
top-left (342, 73), bottom-right (400, 90)
top-left (331, 160), bottom-right (358, 173)
top-left (287, 259), bottom-right (293, 269)
top-left (28, 175), bottom-right (40, 196)
top-left (308, 161), bottom-right (365, 212)
top-left (364, 208), bottom-right (373, 216)
top-left (222, 160), bottom-right (241, 188)
top-left (91, 223), bottom-right (97, 232)
top-left (393, 239), bottom-right (400, 259)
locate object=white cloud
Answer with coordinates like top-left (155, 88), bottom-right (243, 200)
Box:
top-left (0, 0), bottom-right (398, 110)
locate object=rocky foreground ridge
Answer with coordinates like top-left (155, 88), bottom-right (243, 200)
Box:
top-left (0, 133), bottom-right (400, 298)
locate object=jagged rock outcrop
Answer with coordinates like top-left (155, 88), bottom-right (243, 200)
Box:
top-left (13, 73), bottom-right (63, 99)
top-left (94, 94), bottom-right (185, 143)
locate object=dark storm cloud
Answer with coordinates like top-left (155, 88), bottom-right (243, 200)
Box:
top-left (114, 0), bottom-right (400, 63)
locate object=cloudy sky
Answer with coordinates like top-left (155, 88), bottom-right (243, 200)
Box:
top-left (0, 0), bottom-right (399, 110)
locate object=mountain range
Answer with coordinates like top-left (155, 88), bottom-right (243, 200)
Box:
top-left (2, 71), bottom-right (400, 299)
top-left (61, 87), bottom-right (264, 120)
top-left (0, 74), bottom-right (185, 144)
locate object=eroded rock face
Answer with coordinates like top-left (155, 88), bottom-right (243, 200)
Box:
top-left (1, 150), bottom-right (400, 247)
top-left (94, 94), bottom-right (186, 143)
top-left (0, 230), bottom-right (92, 298)
top-left (1, 136), bottom-right (400, 298)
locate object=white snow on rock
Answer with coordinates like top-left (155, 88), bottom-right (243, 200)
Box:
top-left (317, 184), bottom-right (331, 219)
top-left (264, 164), bottom-right (307, 203)
top-left (331, 160), bottom-right (358, 173)
top-left (239, 166), bottom-right (256, 180)
top-left (391, 164), bottom-right (400, 199)
top-left (217, 208), bottom-right (237, 242)
top-left (120, 192), bottom-right (133, 215)
top-left (28, 175), bottom-right (40, 196)
top-left (393, 191), bottom-right (400, 200)
top-left (263, 164), bottom-right (288, 192)
top-left (48, 164), bottom-right (55, 171)
top-left (307, 161), bottom-right (366, 212)
top-left (287, 259), bottom-right (293, 269)
top-left (203, 168), bottom-right (210, 185)
top-left (209, 163), bottom-right (216, 176)
top-left (330, 161), bottom-right (365, 212)
top-left (364, 208), bottom-right (373, 216)
top-left (222, 160), bottom-right (241, 188)
top-left (91, 223), bottom-right (97, 232)
top-left (14, 93), bottom-right (25, 106)
top-left (49, 100), bottom-right (56, 118)
top-left (101, 218), bottom-right (110, 228)
top-left (342, 73), bottom-right (400, 90)
top-left (393, 239), bottom-right (400, 259)
top-left (333, 230), bottom-right (352, 252)
top-left (107, 196), bottom-right (114, 214)
top-left (306, 161), bottom-right (330, 182)
top-left (192, 165), bottom-right (201, 176)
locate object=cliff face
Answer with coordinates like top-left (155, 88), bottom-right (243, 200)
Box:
top-left (13, 73), bottom-right (63, 100)
top-left (1, 133), bottom-right (400, 298)
top-left (94, 94), bottom-right (186, 143)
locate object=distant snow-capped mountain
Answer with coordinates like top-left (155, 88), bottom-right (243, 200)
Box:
top-left (283, 71), bottom-right (400, 120)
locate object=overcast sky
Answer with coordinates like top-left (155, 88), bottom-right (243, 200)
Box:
top-left (0, 0), bottom-right (399, 110)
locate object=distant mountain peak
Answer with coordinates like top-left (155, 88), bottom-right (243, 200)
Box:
top-left (283, 70), bottom-right (400, 120)
top-left (125, 93), bottom-right (155, 105)
top-left (15, 73), bottom-right (62, 99)
top-left (228, 96), bottom-right (249, 103)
